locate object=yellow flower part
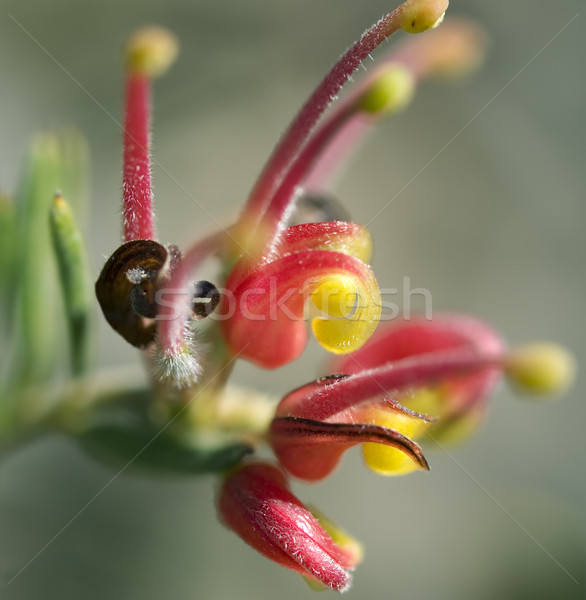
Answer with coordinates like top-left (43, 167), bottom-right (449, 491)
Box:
top-left (311, 272), bottom-right (381, 354)
top-left (358, 65), bottom-right (416, 117)
top-left (400, 386), bottom-right (442, 417)
top-left (124, 26), bottom-right (179, 78)
top-left (362, 400), bottom-right (430, 475)
top-left (399, 0), bottom-right (448, 34)
top-left (386, 387), bottom-right (482, 445)
top-left (505, 343), bottom-right (576, 397)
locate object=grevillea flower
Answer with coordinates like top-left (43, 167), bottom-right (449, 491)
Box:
top-left (94, 1), bottom-right (575, 592)
top-left (270, 314), bottom-right (504, 480)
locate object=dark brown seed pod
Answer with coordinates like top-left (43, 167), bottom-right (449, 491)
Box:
top-left (95, 240), bottom-right (178, 348)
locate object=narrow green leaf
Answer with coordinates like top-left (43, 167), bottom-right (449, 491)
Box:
top-left (50, 194), bottom-right (93, 376)
top-left (15, 129), bottom-right (90, 385)
top-left (17, 133), bottom-right (64, 383)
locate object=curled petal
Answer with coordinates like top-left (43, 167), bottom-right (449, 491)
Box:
top-left (221, 250), bottom-right (380, 368)
top-left (270, 417), bottom-right (429, 481)
top-left (276, 374), bottom-right (352, 420)
top-left (227, 221), bottom-right (372, 290)
top-left (277, 222), bottom-right (372, 264)
top-left (218, 463), bottom-right (359, 591)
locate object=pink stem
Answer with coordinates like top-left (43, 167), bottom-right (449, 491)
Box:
top-left (299, 19), bottom-right (489, 192)
top-left (258, 104), bottom-right (357, 255)
top-left (157, 232), bottom-right (224, 353)
top-left (251, 17), bottom-right (474, 247)
top-left (261, 41), bottom-right (433, 220)
top-left (241, 6), bottom-right (409, 228)
top-left (278, 348), bottom-right (504, 421)
top-left (122, 73), bottom-right (154, 241)
top-left (301, 117), bottom-right (368, 193)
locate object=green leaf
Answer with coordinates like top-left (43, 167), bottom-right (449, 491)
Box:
top-left (50, 194), bottom-right (93, 376)
top-left (79, 414), bottom-right (253, 474)
top-left (16, 133), bottom-right (64, 383)
top-left (14, 129), bottom-right (90, 385)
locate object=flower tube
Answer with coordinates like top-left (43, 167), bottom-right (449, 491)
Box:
top-left (218, 462), bottom-right (362, 591)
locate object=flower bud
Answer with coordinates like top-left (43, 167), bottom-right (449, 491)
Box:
top-left (217, 463), bottom-right (359, 591)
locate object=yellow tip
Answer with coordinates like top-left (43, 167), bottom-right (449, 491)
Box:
top-left (359, 66), bottom-right (415, 116)
top-left (505, 343), bottom-right (576, 397)
top-left (124, 26), bottom-right (179, 78)
top-left (311, 272), bottom-right (380, 355)
top-left (400, 0), bottom-right (449, 34)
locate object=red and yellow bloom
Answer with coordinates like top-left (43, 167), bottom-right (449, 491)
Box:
top-left (94, 0), bottom-right (574, 592)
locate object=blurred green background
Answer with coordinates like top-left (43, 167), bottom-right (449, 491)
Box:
top-left (1, 0), bottom-right (584, 598)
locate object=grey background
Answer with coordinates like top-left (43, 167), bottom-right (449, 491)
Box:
top-left (1, 0), bottom-right (584, 598)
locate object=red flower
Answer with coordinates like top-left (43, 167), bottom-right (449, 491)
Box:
top-left (221, 222), bottom-right (380, 368)
top-left (270, 314), bottom-right (503, 481)
top-left (94, 1), bottom-right (574, 591)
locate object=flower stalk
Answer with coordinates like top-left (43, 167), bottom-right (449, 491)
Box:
top-left (239, 0), bottom-right (449, 243)
top-left (122, 27), bottom-right (179, 242)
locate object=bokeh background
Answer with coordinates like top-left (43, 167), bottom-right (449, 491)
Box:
top-left (1, 0), bottom-right (584, 598)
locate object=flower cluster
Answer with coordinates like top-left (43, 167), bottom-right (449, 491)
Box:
top-left (94, 0), bottom-right (574, 592)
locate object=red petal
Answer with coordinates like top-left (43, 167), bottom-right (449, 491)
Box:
top-left (276, 347), bottom-right (504, 422)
